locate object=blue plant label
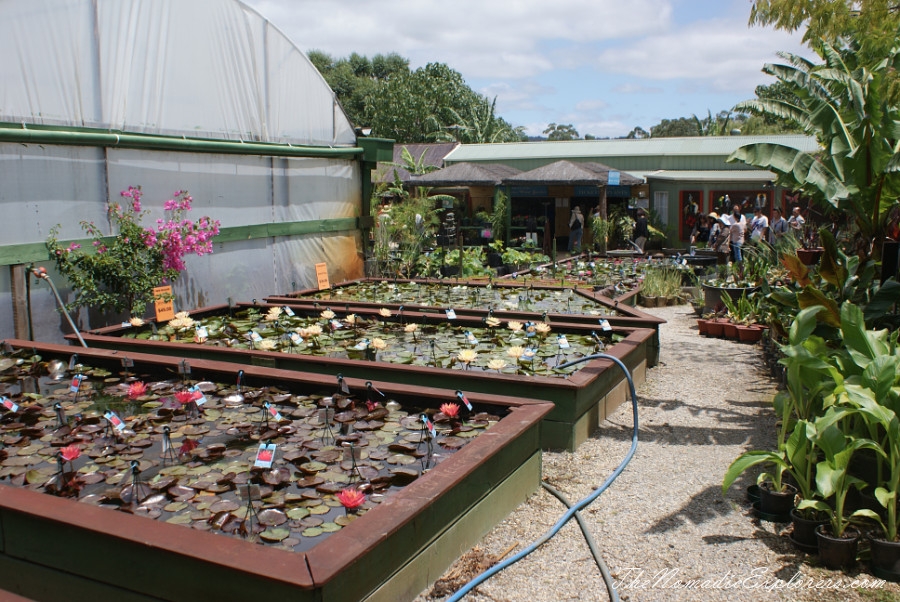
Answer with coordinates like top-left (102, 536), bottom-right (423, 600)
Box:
top-left (330, 319), bottom-right (343, 330)
top-left (195, 326), bottom-right (209, 340)
top-left (104, 410), bottom-right (126, 431)
top-left (421, 414), bottom-right (436, 438)
top-left (456, 391), bottom-right (473, 411)
top-left (682, 258), bottom-right (688, 266)
top-left (353, 339), bottom-right (369, 350)
top-left (290, 332), bottom-right (302, 344)
top-left (249, 331), bottom-right (263, 343)
top-left (264, 402), bottom-right (283, 421)
top-left (254, 443), bottom-right (276, 468)
top-left (523, 348), bottom-right (536, 360)
top-left (445, 308), bottom-right (457, 320)
top-left (283, 306), bottom-right (295, 316)
top-left (188, 385), bottom-right (207, 406)
top-left (69, 374), bottom-right (85, 393)
top-left (1, 396), bottom-right (18, 412)
top-left (558, 334), bottom-right (570, 349)
top-left (525, 322), bottom-right (536, 337)
top-left (599, 319), bottom-right (612, 332)
top-left (465, 331), bottom-right (478, 345)
top-left (120, 321), bottom-right (132, 328)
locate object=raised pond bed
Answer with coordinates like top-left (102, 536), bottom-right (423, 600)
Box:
top-left (0, 340), bottom-right (551, 602)
top-left (266, 277), bottom-right (662, 366)
top-left (74, 304), bottom-right (653, 450)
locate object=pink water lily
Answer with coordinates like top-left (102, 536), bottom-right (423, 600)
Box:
top-left (336, 487), bottom-right (366, 510)
top-left (127, 381), bottom-right (148, 399)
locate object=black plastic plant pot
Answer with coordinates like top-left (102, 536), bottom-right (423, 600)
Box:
top-left (755, 482), bottom-right (796, 522)
top-left (816, 526), bottom-right (859, 570)
top-left (869, 533), bottom-right (900, 582)
top-left (789, 508), bottom-right (827, 553)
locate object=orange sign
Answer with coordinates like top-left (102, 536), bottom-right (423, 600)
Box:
top-left (153, 285), bottom-right (175, 322)
top-left (315, 263), bottom-right (330, 290)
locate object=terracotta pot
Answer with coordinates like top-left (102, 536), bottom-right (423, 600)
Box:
top-left (869, 532), bottom-right (900, 582)
top-left (723, 321), bottom-right (739, 340)
top-left (697, 319), bottom-right (710, 335)
top-left (736, 325), bottom-right (764, 343)
top-left (816, 526), bottom-right (859, 570)
top-left (706, 320), bottom-right (725, 337)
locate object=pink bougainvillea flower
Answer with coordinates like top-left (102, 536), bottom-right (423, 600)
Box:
top-left (174, 390), bottom-right (200, 406)
top-left (440, 403), bottom-right (460, 419)
top-left (336, 487), bottom-right (366, 510)
top-left (127, 381), bottom-right (148, 399)
top-left (60, 444), bottom-right (81, 463)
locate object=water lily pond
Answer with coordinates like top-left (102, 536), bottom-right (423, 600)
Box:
top-left (0, 351), bottom-right (499, 553)
top-left (280, 280), bottom-right (627, 317)
top-left (120, 307), bottom-right (618, 377)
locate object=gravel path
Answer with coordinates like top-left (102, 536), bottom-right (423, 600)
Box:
top-left (417, 304), bottom-right (900, 602)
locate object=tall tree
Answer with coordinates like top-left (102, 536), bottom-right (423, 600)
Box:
top-left (543, 123), bottom-right (580, 140)
top-left (435, 97), bottom-right (525, 143)
top-left (650, 117), bottom-right (699, 137)
top-left (749, 0), bottom-right (900, 60)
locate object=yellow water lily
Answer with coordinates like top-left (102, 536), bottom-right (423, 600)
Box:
top-left (371, 338), bottom-right (387, 351)
top-left (320, 309), bottom-right (335, 320)
top-left (485, 316), bottom-right (501, 328)
top-left (507, 320), bottom-right (523, 332)
top-left (345, 314), bottom-right (359, 325)
top-left (535, 322), bottom-right (552, 335)
top-left (457, 349), bottom-right (478, 364)
top-left (257, 339), bottom-right (277, 351)
top-left (265, 307), bottom-right (283, 321)
top-left (506, 346), bottom-right (525, 359)
top-left (379, 308), bottom-right (391, 318)
top-left (487, 359), bottom-right (508, 372)
top-left (404, 323), bottom-right (418, 333)
top-left (129, 317), bottom-right (144, 327)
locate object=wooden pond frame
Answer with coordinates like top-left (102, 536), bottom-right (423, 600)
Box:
top-left (72, 302), bottom-right (652, 451)
top-left (0, 340), bottom-right (552, 602)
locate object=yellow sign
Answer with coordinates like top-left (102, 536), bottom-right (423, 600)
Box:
top-left (315, 263), bottom-right (330, 290)
top-left (153, 285), bottom-right (175, 322)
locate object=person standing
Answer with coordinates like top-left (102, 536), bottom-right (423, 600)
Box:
top-left (749, 207), bottom-right (769, 244)
top-left (708, 212), bottom-right (730, 265)
top-left (768, 208), bottom-right (788, 244)
top-left (633, 209), bottom-right (649, 252)
top-left (568, 205), bottom-right (584, 253)
top-left (728, 205), bottom-right (747, 262)
top-left (788, 206), bottom-right (805, 239)
top-left (690, 215), bottom-right (711, 246)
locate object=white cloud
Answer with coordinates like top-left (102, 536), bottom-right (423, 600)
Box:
top-left (612, 83), bottom-right (664, 94)
top-left (575, 99), bottom-right (610, 112)
top-left (594, 17), bottom-right (808, 91)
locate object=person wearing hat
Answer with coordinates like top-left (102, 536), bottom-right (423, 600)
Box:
top-left (708, 212), bottom-right (730, 265)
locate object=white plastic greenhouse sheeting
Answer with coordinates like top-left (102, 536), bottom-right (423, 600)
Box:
top-left (0, 143), bottom-right (363, 343)
top-left (0, 0), bottom-right (356, 146)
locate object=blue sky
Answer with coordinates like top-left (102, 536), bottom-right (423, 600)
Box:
top-left (243, 0), bottom-right (809, 138)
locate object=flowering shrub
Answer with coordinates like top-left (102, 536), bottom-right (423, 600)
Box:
top-left (47, 186), bottom-right (220, 318)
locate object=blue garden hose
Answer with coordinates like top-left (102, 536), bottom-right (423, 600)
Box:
top-left (446, 353), bottom-right (639, 602)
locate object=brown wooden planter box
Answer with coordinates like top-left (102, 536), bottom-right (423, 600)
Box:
top-left (0, 340), bottom-right (551, 602)
top-left (72, 303), bottom-right (652, 451)
top-left (266, 277), bottom-right (662, 367)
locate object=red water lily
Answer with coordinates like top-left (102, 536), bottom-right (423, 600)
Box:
top-left (336, 487), bottom-right (366, 510)
top-left (174, 390), bottom-right (200, 406)
top-left (440, 403), bottom-right (460, 419)
top-left (127, 381), bottom-right (148, 399)
top-left (60, 444), bottom-right (81, 463)
top-left (179, 438), bottom-right (199, 456)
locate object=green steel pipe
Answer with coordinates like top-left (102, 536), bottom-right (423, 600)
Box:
top-left (0, 126), bottom-right (363, 159)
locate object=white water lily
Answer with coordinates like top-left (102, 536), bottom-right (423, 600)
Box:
top-left (320, 309), bottom-right (335, 320)
top-left (485, 316), bottom-right (501, 328)
top-left (535, 322), bottom-right (551, 335)
top-left (487, 359), bottom-right (508, 372)
top-left (379, 308), bottom-right (392, 318)
top-left (506, 346), bottom-right (525, 359)
top-left (404, 323), bottom-right (418, 333)
top-left (129, 317), bottom-right (144, 327)
top-left (371, 338), bottom-right (387, 351)
top-left (257, 339), bottom-right (277, 351)
top-left (265, 307), bottom-right (283, 321)
top-left (507, 321), bottom-right (523, 332)
top-left (457, 349), bottom-right (478, 364)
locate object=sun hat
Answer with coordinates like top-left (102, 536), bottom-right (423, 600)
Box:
top-left (708, 212), bottom-right (718, 219)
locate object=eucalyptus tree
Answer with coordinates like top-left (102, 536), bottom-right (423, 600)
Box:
top-left (728, 36), bottom-right (900, 259)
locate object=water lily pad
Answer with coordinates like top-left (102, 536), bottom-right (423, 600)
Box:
top-left (287, 507), bottom-right (310, 520)
top-left (258, 509), bottom-right (287, 526)
top-left (320, 521), bottom-right (341, 533)
top-left (260, 527), bottom-right (290, 542)
top-left (301, 527), bottom-right (323, 537)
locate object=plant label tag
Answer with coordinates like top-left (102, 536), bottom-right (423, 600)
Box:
top-left (264, 402), bottom-right (283, 422)
top-left (340, 378), bottom-right (350, 395)
top-left (465, 332), bottom-right (478, 345)
top-left (523, 348), bottom-right (536, 360)
top-left (120, 357), bottom-right (134, 368)
top-left (188, 385), bottom-right (207, 406)
top-left (1, 396), bottom-right (18, 413)
top-left (196, 326), bottom-right (209, 340)
top-left (161, 434), bottom-right (170, 454)
top-left (68, 354), bottom-right (79, 370)
top-left (290, 332), bottom-right (302, 344)
top-left (445, 309), bottom-right (457, 320)
top-left (254, 443), bottom-right (276, 468)
top-left (421, 414), bottom-right (436, 438)
top-left (525, 322), bottom-right (536, 337)
top-left (353, 339), bottom-right (369, 351)
top-left (104, 410), bottom-right (126, 431)
top-left (249, 331), bottom-right (262, 343)
top-left (599, 320), bottom-right (612, 332)
top-left (283, 306), bottom-right (295, 317)
top-left (456, 391), bottom-right (473, 412)
top-left (120, 322), bottom-right (132, 328)
top-left (682, 258), bottom-right (688, 266)
top-left (330, 319), bottom-right (343, 330)
top-left (318, 408), bottom-right (334, 424)
top-left (69, 374), bottom-right (85, 393)
top-left (558, 335), bottom-right (570, 349)
top-left (342, 442), bottom-right (360, 461)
